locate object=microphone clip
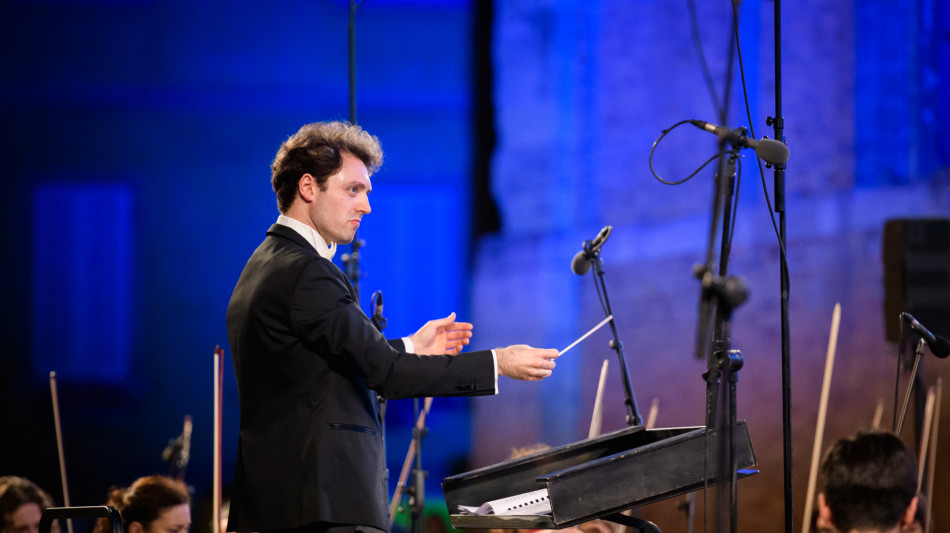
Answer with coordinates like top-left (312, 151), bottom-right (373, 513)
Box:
top-left (587, 225), bottom-right (612, 256)
top-left (721, 126), bottom-right (751, 150)
top-left (571, 226), bottom-right (612, 276)
top-left (695, 265), bottom-right (749, 313)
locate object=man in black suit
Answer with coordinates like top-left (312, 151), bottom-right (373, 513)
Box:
top-left (226, 121), bottom-right (559, 533)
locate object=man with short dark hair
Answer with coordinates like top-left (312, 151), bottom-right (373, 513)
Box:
top-left (816, 430), bottom-right (919, 533)
top-left (226, 121), bottom-right (559, 533)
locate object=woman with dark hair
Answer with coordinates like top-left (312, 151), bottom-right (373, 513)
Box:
top-left (0, 476), bottom-right (57, 533)
top-left (93, 476), bottom-right (190, 533)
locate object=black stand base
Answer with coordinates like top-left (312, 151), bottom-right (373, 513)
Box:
top-left (604, 512), bottom-right (661, 533)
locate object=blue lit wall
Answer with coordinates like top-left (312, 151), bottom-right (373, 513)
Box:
top-left (0, 0), bottom-right (476, 528)
top-left (468, 1), bottom-right (950, 531)
top-left (32, 183), bottom-right (134, 383)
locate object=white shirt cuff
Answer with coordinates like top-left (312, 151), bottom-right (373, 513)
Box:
top-left (402, 336), bottom-right (414, 354)
top-left (491, 349), bottom-right (499, 394)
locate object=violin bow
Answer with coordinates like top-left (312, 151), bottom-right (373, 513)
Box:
top-left (213, 346), bottom-right (225, 533)
top-left (49, 371), bottom-right (74, 533)
top-left (801, 303), bottom-right (841, 533)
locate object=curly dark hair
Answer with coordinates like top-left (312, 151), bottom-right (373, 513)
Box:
top-left (271, 121), bottom-right (383, 213)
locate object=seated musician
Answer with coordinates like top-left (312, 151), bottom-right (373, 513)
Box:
top-left (0, 476), bottom-right (57, 533)
top-left (92, 476), bottom-right (191, 533)
top-left (815, 430), bottom-right (918, 533)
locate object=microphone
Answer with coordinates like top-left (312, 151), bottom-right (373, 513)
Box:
top-left (689, 119), bottom-right (790, 166)
top-left (373, 290), bottom-right (383, 317)
top-left (371, 290), bottom-right (387, 331)
top-left (180, 415), bottom-right (192, 469)
top-left (902, 313), bottom-right (950, 358)
top-left (162, 415), bottom-right (193, 470)
top-left (571, 226), bottom-right (612, 275)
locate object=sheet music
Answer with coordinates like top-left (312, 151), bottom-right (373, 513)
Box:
top-left (458, 488), bottom-right (551, 516)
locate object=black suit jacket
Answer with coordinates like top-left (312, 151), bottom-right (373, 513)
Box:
top-left (226, 224), bottom-right (495, 532)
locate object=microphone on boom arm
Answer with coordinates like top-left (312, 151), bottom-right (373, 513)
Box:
top-left (689, 119), bottom-right (790, 166)
top-left (571, 226), bottom-right (612, 275)
top-left (902, 312), bottom-right (950, 358)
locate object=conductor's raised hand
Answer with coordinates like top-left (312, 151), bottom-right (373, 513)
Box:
top-left (496, 344), bottom-right (559, 381)
top-left (408, 312), bottom-right (474, 355)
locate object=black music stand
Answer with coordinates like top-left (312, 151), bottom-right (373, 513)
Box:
top-left (443, 422), bottom-right (756, 531)
top-left (40, 506), bottom-right (125, 533)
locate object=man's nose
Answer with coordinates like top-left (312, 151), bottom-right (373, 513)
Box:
top-left (359, 194), bottom-right (371, 214)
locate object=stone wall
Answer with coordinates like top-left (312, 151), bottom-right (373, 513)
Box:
top-left (469, 1), bottom-right (950, 530)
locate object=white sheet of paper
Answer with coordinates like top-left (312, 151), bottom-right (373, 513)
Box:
top-left (458, 488), bottom-right (551, 516)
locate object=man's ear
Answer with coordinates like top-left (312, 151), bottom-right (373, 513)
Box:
top-left (816, 493), bottom-right (835, 531)
top-left (127, 521), bottom-right (144, 533)
top-left (298, 173), bottom-right (317, 203)
top-left (899, 496), bottom-right (919, 528)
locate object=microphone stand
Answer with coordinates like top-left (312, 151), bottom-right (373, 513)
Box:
top-left (341, 237), bottom-right (365, 304)
top-left (409, 398), bottom-right (428, 533)
top-left (766, 1), bottom-right (794, 530)
top-left (695, 143), bottom-right (748, 533)
top-left (389, 398), bottom-right (432, 532)
top-left (894, 338), bottom-right (927, 436)
top-left (343, 0), bottom-right (365, 304)
top-left (344, 4), bottom-right (407, 529)
top-left (580, 249), bottom-right (647, 529)
top-left (368, 289), bottom-right (388, 443)
top-left (587, 250), bottom-right (643, 427)
top-left (162, 415), bottom-right (193, 482)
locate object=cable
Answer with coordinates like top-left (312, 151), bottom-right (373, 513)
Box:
top-left (649, 120), bottom-right (722, 185)
top-left (732, 1), bottom-right (790, 290)
top-left (687, 0), bottom-right (725, 122)
top-left (726, 156), bottom-right (741, 257)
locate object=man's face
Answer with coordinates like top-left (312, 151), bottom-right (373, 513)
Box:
top-left (5, 503), bottom-right (41, 533)
top-left (308, 152), bottom-right (372, 245)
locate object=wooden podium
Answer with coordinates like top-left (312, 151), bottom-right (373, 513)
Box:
top-left (443, 421), bottom-right (757, 529)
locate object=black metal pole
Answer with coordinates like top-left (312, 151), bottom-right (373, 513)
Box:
top-left (705, 146), bottom-right (746, 533)
top-left (344, 6), bottom-right (397, 529)
top-left (349, 0), bottom-right (357, 127)
top-left (894, 339), bottom-right (927, 435)
top-left (410, 398), bottom-right (427, 533)
top-left (344, 0), bottom-right (363, 303)
top-left (591, 256), bottom-right (643, 427)
top-left (769, 0), bottom-right (793, 532)
top-left (727, 350), bottom-right (742, 533)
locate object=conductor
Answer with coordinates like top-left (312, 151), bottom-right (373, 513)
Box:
top-left (226, 121), bottom-right (559, 533)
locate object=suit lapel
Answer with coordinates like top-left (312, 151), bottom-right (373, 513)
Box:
top-left (266, 224), bottom-right (360, 302)
top-left (266, 223), bottom-right (313, 250)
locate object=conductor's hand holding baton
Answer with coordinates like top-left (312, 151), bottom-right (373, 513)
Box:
top-left (496, 345), bottom-right (559, 381)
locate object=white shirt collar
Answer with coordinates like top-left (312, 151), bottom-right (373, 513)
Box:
top-left (276, 215), bottom-right (337, 260)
